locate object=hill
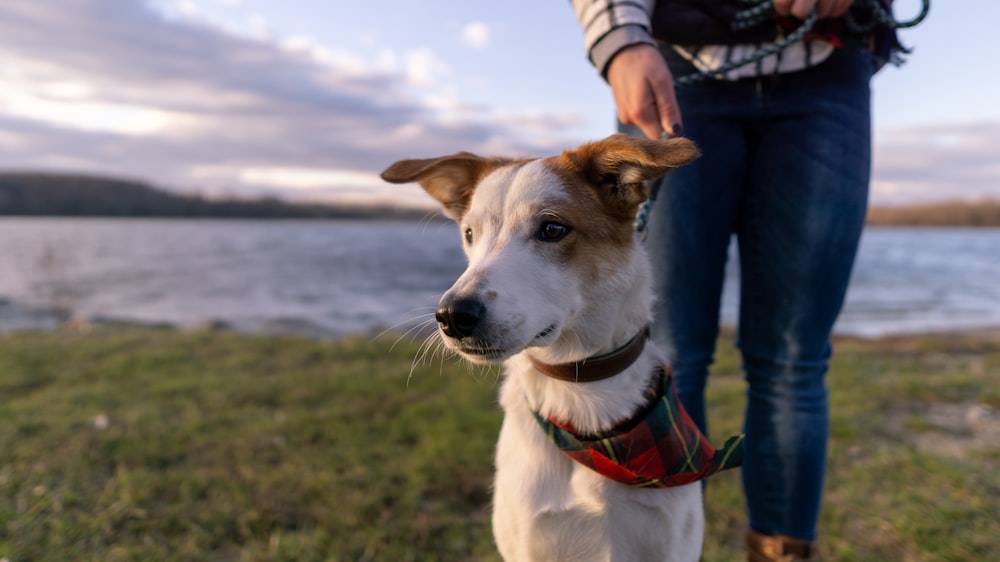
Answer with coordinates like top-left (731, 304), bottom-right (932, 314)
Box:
top-left (0, 172), bottom-right (433, 220)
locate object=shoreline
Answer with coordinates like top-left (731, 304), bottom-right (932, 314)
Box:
top-left (3, 305), bottom-right (998, 344)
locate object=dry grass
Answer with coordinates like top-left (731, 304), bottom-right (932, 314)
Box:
top-left (867, 199), bottom-right (1000, 227)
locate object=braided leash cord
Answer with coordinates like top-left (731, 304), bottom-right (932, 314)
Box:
top-left (633, 0), bottom-right (930, 238)
top-left (845, 0), bottom-right (930, 32)
top-left (673, 1), bottom-right (820, 88)
top-left (672, 0), bottom-right (932, 89)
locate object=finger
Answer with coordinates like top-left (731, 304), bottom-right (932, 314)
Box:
top-left (829, 0), bottom-right (854, 18)
top-left (791, 0), bottom-right (818, 19)
top-left (633, 92), bottom-right (664, 140)
top-left (639, 122), bottom-right (663, 140)
top-left (773, 0), bottom-right (791, 17)
top-left (817, 0), bottom-right (850, 18)
top-left (648, 75), bottom-right (683, 138)
top-left (817, 0), bottom-right (834, 18)
top-left (618, 110), bottom-right (661, 140)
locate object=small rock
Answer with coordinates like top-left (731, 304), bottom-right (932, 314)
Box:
top-left (966, 404), bottom-right (998, 427)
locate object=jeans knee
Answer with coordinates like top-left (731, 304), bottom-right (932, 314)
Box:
top-left (741, 349), bottom-right (829, 411)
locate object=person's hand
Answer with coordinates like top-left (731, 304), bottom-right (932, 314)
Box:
top-left (605, 43), bottom-right (683, 140)
top-left (773, 0), bottom-right (854, 19)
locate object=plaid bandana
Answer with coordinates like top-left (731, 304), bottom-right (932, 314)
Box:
top-left (532, 367), bottom-right (744, 488)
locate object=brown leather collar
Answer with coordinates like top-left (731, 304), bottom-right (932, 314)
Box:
top-left (527, 327), bottom-right (650, 383)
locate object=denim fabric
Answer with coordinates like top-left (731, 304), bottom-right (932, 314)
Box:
top-left (622, 46), bottom-right (874, 540)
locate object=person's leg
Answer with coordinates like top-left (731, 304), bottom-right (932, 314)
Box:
top-left (736, 48), bottom-right (875, 540)
top-left (632, 54), bottom-right (756, 434)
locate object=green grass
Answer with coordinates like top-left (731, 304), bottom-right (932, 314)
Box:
top-left (1, 327), bottom-right (998, 561)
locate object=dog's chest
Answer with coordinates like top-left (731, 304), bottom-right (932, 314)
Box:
top-left (491, 370), bottom-right (704, 562)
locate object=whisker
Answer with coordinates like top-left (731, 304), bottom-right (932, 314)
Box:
top-left (385, 314), bottom-right (437, 352)
top-left (478, 361), bottom-right (504, 386)
top-left (408, 330), bottom-right (444, 387)
top-left (415, 205), bottom-right (468, 237)
top-left (398, 317), bottom-right (509, 389)
top-left (373, 307), bottom-right (437, 339)
top-left (567, 329), bottom-right (588, 362)
top-left (417, 210), bottom-right (448, 230)
top-left (409, 327), bottom-right (465, 384)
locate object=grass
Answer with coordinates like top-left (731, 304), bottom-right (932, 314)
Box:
top-left (1, 327), bottom-right (998, 561)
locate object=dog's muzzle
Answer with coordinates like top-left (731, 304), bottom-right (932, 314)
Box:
top-left (435, 297), bottom-right (485, 339)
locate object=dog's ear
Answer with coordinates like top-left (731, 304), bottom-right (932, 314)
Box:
top-left (381, 152), bottom-right (500, 221)
top-left (563, 133), bottom-right (701, 219)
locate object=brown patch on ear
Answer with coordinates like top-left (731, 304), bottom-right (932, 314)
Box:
top-left (552, 133), bottom-right (701, 220)
top-left (381, 152), bottom-right (517, 220)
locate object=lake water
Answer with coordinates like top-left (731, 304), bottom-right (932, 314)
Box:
top-left (0, 218), bottom-right (998, 338)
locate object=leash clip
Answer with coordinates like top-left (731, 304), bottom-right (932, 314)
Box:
top-left (633, 130), bottom-right (674, 241)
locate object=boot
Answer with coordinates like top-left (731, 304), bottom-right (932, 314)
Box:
top-left (746, 529), bottom-right (817, 561)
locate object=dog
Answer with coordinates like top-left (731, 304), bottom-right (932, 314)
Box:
top-left (383, 134), bottom-right (737, 562)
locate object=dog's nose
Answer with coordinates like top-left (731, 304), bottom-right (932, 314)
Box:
top-left (435, 297), bottom-right (485, 339)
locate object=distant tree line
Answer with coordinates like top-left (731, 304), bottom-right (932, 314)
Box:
top-left (0, 172), bottom-right (436, 220)
top-left (867, 199), bottom-right (1000, 227)
top-left (3, 172), bottom-right (996, 227)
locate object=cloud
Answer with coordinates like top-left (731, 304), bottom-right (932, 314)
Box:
top-left (460, 22), bottom-right (491, 49)
top-left (402, 48), bottom-right (451, 86)
top-left (0, 0), bottom-right (582, 207)
top-left (11, 1), bottom-right (982, 210)
top-left (872, 121), bottom-right (1000, 205)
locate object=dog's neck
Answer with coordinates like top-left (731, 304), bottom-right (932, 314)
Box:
top-left (514, 345), bottom-right (661, 436)
top-left (514, 247), bottom-right (662, 435)
top-left (527, 326), bottom-right (650, 383)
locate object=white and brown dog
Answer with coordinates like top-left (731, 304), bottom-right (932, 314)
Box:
top-left (382, 134), bottom-right (713, 561)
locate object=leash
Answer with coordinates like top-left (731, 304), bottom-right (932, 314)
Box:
top-left (672, 2), bottom-right (819, 88)
top-left (845, 0), bottom-right (930, 32)
top-left (672, 0), bottom-right (930, 87)
top-left (633, 0), bottom-right (930, 238)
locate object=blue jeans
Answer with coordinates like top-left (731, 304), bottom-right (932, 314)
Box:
top-left (625, 47), bottom-right (874, 540)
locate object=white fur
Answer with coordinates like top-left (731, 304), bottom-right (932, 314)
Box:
top-left (435, 159), bottom-right (703, 561)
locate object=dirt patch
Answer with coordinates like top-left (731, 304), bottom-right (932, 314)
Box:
top-left (885, 400), bottom-right (1000, 461)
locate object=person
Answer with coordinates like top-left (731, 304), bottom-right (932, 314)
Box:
top-left (570, 0), bottom-right (907, 559)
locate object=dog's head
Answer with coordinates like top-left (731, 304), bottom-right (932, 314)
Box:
top-left (382, 134), bottom-right (699, 364)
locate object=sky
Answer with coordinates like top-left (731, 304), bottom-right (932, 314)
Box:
top-left (0, 0), bottom-right (995, 209)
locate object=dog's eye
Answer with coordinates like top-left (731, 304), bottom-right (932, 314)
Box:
top-left (537, 221), bottom-right (571, 242)
top-left (464, 228), bottom-right (474, 245)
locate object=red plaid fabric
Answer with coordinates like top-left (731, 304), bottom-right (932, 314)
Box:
top-left (532, 367), bottom-right (744, 488)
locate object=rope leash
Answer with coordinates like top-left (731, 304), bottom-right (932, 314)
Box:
top-left (673, 1), bottom-right (819, 88)
top-left (845, 0), bottom-right (930, 32)
top-left (633, 0), bottom-right (930, 238)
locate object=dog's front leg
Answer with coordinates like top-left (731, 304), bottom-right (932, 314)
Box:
top-left (492, 380), bottom-right (612, 562)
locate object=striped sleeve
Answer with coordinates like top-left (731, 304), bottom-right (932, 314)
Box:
top-left (570, 0), bottom-right (657, 77)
